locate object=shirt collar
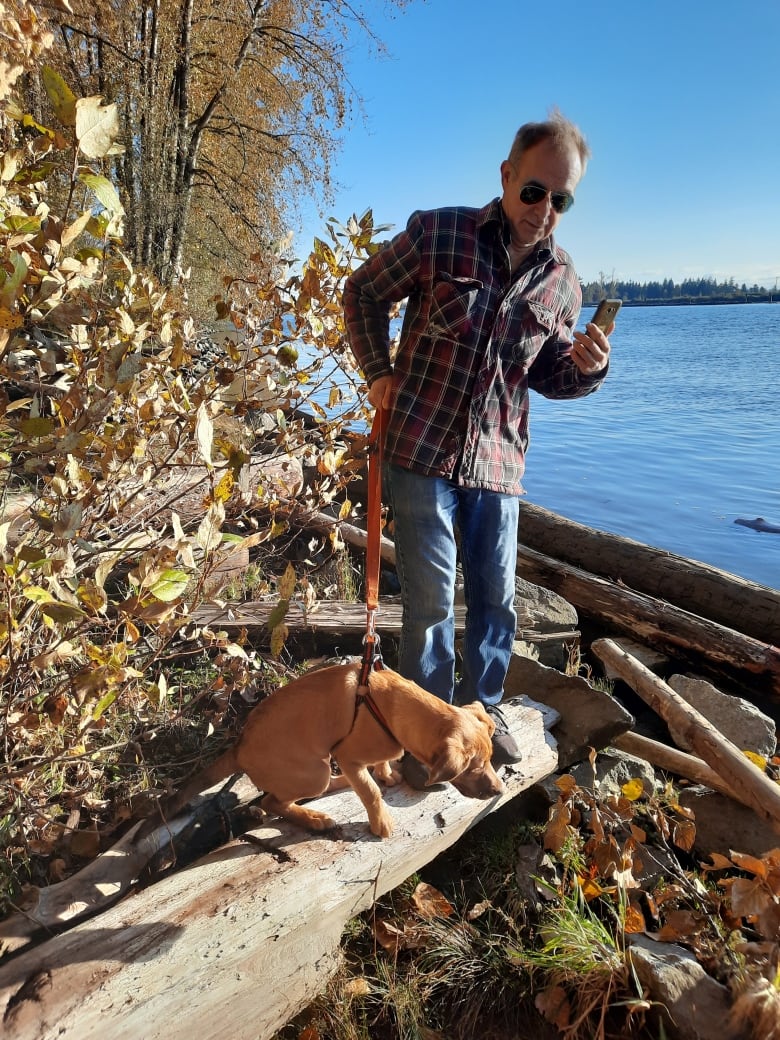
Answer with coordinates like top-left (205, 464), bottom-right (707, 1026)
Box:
top-left (479, 196), bottom-right (567, 266)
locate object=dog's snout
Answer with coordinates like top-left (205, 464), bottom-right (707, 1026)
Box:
top-left (452, 763), bottom-right (504, 800)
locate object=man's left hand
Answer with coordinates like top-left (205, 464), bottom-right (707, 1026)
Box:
top-left (570, 321), bottom-right (612, 375)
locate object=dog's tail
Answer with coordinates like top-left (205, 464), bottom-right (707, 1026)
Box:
top-left (136, 745), bottom-right (241, 840)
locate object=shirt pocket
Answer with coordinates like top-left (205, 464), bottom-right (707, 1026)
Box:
top-left (426, 273), bottom-right (484, 340)
top-left (508, 299), bottom-right (556, 365)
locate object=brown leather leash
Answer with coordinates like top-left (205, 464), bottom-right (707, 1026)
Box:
top-left (355, 407), bottom-right (395, 739)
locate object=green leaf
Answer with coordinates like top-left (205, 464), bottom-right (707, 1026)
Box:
top-left (0, 251), bottom-right (29, 308)
top-left (149, 569), bottom-right (190, 602)
top-left (41, 601), bottom-right (88, 624)
top-left (1, 214), bottom-right (42, 234)
top-left (19, 417), bottom-right (55, 438)
top-left (92, 689), bottom-right (118, 721)
top-left (79, 173), bottom-right (124, 217)
top-left (266, 599), bottom-right (289, 631)
top-left (41, 67), bottom-right (77, 125)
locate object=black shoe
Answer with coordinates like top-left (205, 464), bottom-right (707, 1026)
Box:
top-left (400, 752), bottom-right (430, 791)
top-left (485, 703), bottom-right (522, 765)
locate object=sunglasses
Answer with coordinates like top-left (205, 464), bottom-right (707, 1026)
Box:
top-left (519, 181), bottom-right (574, 214)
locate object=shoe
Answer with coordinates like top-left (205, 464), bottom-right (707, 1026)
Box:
top-left (485, 703), bottom-right (522, 765)
top-left (400, 752), bottom-right (430, 791)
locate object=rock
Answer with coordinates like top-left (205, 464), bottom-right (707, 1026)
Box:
top-left (504, 654), bottom-right (634, 768)
top-left (677, 786), bottom-right (780, 859)
top-left (627, 934), bottom-right (748, 1040)
top-left (534, 750), bottom-right (656, 814)
top-left (667, 674), bottom-right (776, 759)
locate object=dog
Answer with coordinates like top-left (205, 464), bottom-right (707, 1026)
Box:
top-left (147, 661), bottom-right (504, 839)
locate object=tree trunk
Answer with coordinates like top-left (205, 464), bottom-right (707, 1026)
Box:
top-left (515, 544), bottom-right (780, 698)
top-left (517, 501), bottom-right (780, 646)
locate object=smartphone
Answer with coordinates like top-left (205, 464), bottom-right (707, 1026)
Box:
top-left (590, 298), bottom-right (622, 332)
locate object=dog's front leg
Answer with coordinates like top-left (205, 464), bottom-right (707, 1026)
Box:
top-left (336, 762), bottom-right (394, 838)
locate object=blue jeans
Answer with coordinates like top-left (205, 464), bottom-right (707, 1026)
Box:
top-left (387, 464), bottom-right (519, 707)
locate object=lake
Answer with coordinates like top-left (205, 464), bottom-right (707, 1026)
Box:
top-left (524, 302), bottom-right (780, 589)
top-left (307, 301), bottom-right (780, 590)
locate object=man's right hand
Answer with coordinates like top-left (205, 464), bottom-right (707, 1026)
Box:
top-left (367, 375), bottom-right (393, 410)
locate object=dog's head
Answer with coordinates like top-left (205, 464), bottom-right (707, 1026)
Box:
top-left (425, 702), bottom-right (504, 798)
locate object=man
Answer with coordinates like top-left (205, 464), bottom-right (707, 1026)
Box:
top-left (343, 110), bottom-right (613, 784)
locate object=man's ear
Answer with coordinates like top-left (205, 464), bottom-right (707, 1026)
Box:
top-left (500, 159), bottom-right (514, 190)
top-left (426, 744), bottom-right (468, 786)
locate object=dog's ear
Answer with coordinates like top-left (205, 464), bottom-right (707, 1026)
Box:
top-left (426, 743), bottom-right (469, 786)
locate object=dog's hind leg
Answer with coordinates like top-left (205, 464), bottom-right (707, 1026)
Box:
top-left (255, 759), bottom-right (338, 832)
top-left (260, 792), bottom-right (337, 832)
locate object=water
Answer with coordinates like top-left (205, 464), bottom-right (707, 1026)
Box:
top-left (308, 302), bottom-right (780, 589)
top-left (524, 303), bottom-right (780, 589)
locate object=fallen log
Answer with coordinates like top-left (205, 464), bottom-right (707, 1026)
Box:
top-left (592, 639), bottom-right (780, 838)
top-left (518, 501), bottom-right (780, 646)
top-left (515, 544), bottom-right (780, 698)
top-left (0, 698), bottom-right (558, 1040)
top-left (612, 731), bottom-right (738, 801)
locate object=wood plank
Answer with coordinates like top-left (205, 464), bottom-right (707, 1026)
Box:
top-left (0, 697), bottom-right (559, 1040)
top-left (191, 596), bottom-right (576, 644)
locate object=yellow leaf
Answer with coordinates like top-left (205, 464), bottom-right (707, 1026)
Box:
top-left (270, 622), bottom-right (288, 658)
top-left (277, 562), bottom-right (296, 600)
top-left (75, 96), bottom-right (121, 158)
top-left (214, 470), bottom-right (234, 502)
top-left (61, 210), bottom-right (92, 248)
top-left (0, 306), bottom-right (24, 330)
top-left (743, 749), bottom-right (768, 771)
top-left (621, 777), bottom-right (645, 801)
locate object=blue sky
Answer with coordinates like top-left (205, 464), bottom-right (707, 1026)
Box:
top-left (299, 0), bottom-right (780, 288)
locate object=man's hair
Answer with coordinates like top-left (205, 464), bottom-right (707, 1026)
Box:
top-left (508, 108), bottom-right (591, 169)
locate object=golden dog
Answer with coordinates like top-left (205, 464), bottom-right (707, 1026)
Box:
top-left (150, 661), bottom-right (504, 839)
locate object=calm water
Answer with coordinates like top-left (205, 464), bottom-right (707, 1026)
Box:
top-left (525, 303), bottom-right (780, 589)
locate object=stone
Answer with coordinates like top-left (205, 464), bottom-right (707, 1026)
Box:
top-left (504, 653), bottom-right (634, 769)
top-left (667, 674), bottom-right (776, 759)
top-left (677, 786), bottom-right (780, 860)
top-left (627, 934), bottom-right (748, 1040)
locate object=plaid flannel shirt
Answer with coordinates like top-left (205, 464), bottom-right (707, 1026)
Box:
top-left (343, 197), bottom-right (607, 494)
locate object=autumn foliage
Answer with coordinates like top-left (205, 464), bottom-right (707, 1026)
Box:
top-left (1, 3), bottom-right (387, 907)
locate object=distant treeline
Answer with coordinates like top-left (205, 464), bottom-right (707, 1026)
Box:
top-left (581, 276), bottom-right (778, 306)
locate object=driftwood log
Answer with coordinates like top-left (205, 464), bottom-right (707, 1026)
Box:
top-left (515, 544), bottom-right (780, 697)
top-left (518, 501), bottom-right (780, 646)
top-left (592, 639), bottom-right (780, 837)
top-left (612, 731), bottom-right (739, 801)
top-left (0, 698), bottom-right (558, 1040)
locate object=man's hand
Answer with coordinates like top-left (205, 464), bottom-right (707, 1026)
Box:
top-left (570, 321), bottom-right (612, 375)
top-left (367, 375), bottom-right (394, 410)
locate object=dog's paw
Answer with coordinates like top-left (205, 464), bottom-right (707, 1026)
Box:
top-left (369, 811), bottom-right (395, 839)
top-left (304, 811), bottom-right (337, 831)
top-left (373, 760), bottom-right (402, 787)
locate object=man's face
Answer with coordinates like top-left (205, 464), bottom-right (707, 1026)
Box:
top-left (500, 139), bottom-right (583, 251)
